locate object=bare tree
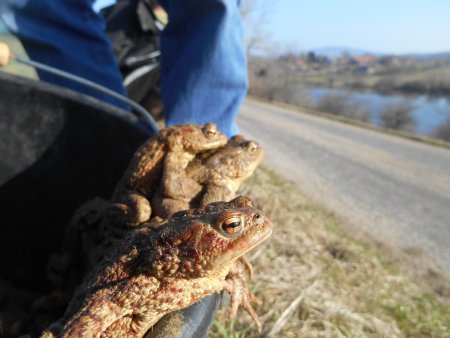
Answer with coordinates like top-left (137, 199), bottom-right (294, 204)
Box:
top-left (241, 2), bottom-right (311, 107)
top-left (240, 0), bottom-right (273, 57)
top-left (380, 102), bottom-right (416, 131)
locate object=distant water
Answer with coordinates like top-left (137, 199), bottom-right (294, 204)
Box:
top-left (307, 87), bottom-right (450, 135)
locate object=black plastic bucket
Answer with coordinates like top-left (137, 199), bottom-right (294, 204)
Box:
top-left (0, 72), bottom-right (218, 337)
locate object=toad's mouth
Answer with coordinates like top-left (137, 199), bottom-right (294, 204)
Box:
top-left (213, 218), bottom-right (273, 268)
top-left (235, 229), bottom-right (272, 261)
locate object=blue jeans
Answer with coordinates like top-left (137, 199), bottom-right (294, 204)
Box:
top-left (159, 0), bottom-right (247, 136)
top-left (1, 0), bottom-right (247, 137)
top-left (0, 0), bottom-right (129, 110)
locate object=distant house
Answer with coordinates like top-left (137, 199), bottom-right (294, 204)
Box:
top-left (378, 55), bottom-right (403, 66)
top-left (336, 55), bottom-right (357, 65)
top-left (295, 58), bottom-right (309, 71)
top-left (317, 55), bottom-right (331, 66)
top-left (353, 54), bottom-right (376, 65)
top-left (354, 66), bottom-right (375, 75)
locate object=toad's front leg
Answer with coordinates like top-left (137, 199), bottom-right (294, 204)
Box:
top-left (222, 261), bottom-right (262, 332)
top-left (99, 311), bottom-right (164, 338)
top-left (41, 299), bottom-right (128, 338)
top-left (107, 191), bottom-right (152, 228)
top-left (161, 153), bottom-right (202, 201)
top-left (42, 275), bottom-right (161, 338)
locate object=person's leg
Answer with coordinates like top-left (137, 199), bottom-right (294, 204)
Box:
top-left (159, 0), bottom-right (247, 137)
top-left (0, 0), bottom-right (128, 110)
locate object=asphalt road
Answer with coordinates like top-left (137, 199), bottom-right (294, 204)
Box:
top-left (238, 99), bottom-right (450, 279)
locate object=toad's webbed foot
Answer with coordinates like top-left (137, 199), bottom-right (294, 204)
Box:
top-left (223, 262), bottom-right (262, 332)
top-left (236, 255), bottom-right (254, 280)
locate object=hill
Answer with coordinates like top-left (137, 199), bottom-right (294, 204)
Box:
top-left (311, 46), bottom-right (381, 58)
top-left (405, 51), bottom-right (450, 60)
top-left (311, 46), bottom-right (450, 60)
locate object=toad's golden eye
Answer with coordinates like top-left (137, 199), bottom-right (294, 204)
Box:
top-left (245, 141), bottom-right (258, 154)
top-left (220, 216), bottom-right (243, 237)
top-left (204, 127), bottom-right (217, 138)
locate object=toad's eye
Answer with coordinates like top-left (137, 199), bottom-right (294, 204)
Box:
top-left (204, 128), bottom-right (217, 138)
top-left (245, 141), bottom-right (258, 154)
top-left (220, 216), bottom-right (243, 237)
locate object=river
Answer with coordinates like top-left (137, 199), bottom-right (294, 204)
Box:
top-left (307, 87), bottom-right (450, 135)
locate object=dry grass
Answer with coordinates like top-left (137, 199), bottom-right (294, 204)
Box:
top-left (209, 166), bottom-right (450, 337)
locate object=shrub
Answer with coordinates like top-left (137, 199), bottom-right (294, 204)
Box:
top-left (433, 118), bottom-right (450, 141)
top-left (380, 102), bottom-right (416, 131)
top-left (316, 94), bottom-right (370, 122)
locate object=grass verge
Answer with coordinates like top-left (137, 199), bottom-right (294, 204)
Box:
top-left (209, 166), bottom-right (450, 337)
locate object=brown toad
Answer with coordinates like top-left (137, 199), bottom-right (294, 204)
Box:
top-left (152, 135), bottom-right (264, 219)
top-left (108, 123), bottom-right (227, 228)
top-left (41, 196), bottom-right (272, 337)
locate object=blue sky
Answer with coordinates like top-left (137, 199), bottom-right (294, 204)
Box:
top-left (269, 0), bottom-right (450, 54)
top-left (4, 0), bottom-right (446, 55)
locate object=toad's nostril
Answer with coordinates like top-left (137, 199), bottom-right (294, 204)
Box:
top-left (254, 213), bottom-right (264, 223)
